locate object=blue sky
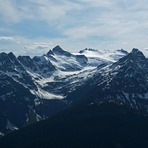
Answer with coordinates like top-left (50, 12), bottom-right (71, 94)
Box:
top-left (1, 0), bottom-right (148, 56)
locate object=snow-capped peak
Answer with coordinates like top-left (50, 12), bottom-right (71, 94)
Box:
top-left (52, 45), bottom-right (64, 52)
top-left (77, 48), bottom-right (128, 63)
top-left (47, 45), bottom-right (71, 57)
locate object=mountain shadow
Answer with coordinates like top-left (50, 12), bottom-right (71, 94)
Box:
top-left (1, 101), bottom-right (148, 148)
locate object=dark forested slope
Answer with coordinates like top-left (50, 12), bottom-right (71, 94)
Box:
top-left (1, 101), bottom-right (148, 148)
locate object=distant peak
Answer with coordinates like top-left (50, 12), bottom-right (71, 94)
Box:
top-left (116, 49), bottom-right (128, 54)
top-left (52, 45), bottom-right (64, 52)
top-left (79, 48), bottom-right (101, 54)
top-left (8, 52), bottom-right (15, 57)
top-left (118, 48), bottom-right (146, 64)
top-left (132, 48), bottom-right (140, 53)
top-left (0, 52), bottom-right (16, 59)
top-left (130, 48), bottom-right (145, 57)
top-left (47, 45), bottom-right (63, 56)
top-left (84, 48), bottom-right (97, 51)
top-left (50, 45), bottom-right (71, 56)
top-left (0, 52), bottom-right (7, 56)
top-left (47, 50), bottom-right (54, 56)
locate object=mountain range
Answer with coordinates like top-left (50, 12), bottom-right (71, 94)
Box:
top-left (1, 45), bottom-right (147, 136)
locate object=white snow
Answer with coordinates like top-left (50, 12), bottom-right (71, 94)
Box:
top-left (47, 54), bottom-right (82, 71)
top-left (58, 66), bottom-right (96, 77)
top-left (0, 132), bottom-right (4, 136)
top-left (26, 114), bottom-right (29, 122)
top-left (122, 92), bottom-right (148, 100)
top-left (6, 120), bottom-right (18, 130)
top-left (122, 92), bottom-right (129, 100)
top-left (73, 48), bottom-right (127, 63)
top-left (137, 93), bottom-right (148, 99)
top-left (30, 88), bottom-right (64, 100)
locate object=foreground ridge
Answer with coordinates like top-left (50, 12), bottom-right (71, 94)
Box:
top-left (0, 101), bottom-right (148, 148)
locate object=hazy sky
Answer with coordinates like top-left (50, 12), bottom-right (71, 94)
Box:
top-left (1, 0), bottom-right (148, 56)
